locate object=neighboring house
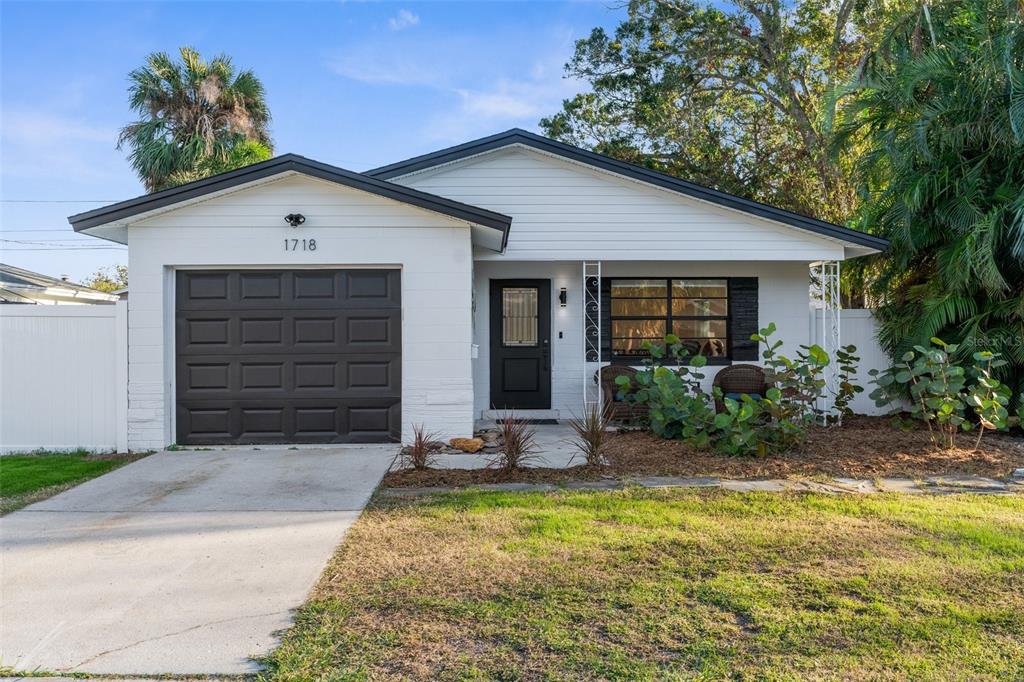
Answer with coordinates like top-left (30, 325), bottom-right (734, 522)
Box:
top-left (69, 129), bottom-right (888, 450)
top-left (0, 263), bottom-right (119, 305)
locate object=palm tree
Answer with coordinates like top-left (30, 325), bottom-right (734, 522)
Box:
top-left (831, 0), bottom-right (1024, 403)
top-left (118, 47), bottom-right (273, 192)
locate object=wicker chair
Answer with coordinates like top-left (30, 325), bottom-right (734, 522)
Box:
top-left (712, 364), bottom-right (768, 412)
top-left (597, 365), bottom-right (650, 424)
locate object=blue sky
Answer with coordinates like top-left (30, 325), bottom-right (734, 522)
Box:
top-left (1, 0), bottom-right (623, 281)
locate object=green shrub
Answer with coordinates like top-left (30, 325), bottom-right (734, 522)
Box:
top-left (869, 338), bottom-right (1013, 450)
top-left (620, 323), bottom-right (850, 456)
top-left (615, 335), bottom-right (715, 443)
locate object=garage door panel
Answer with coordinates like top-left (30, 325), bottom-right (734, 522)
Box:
top-left (178, 354), bottom-right (400, 398)
top-left (177, 398), bottom-right (401, 444)
top-left (239, 272), bottom-right (284, 300)
top-left (177, 309), bottom-right (401, 356)
top-left (176, 269), bottom-right (401, 444)
top-left (177, 270), bottom-right (402, 310)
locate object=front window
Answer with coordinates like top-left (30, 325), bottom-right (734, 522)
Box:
top-left (610, 278), bottom-right (728, 359)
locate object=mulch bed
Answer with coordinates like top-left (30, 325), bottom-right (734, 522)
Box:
top-left (382, 416), bottom-right (1024, 488)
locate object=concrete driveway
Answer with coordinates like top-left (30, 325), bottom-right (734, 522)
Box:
top-left (0, 445), bottom-right (396, 675)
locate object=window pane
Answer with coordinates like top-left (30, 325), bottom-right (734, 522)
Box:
top-left (673, 279), bottom-right (727, 298)
top-left (672, 298), bottom-right (728, 316)
top-left (612, 337), bottom-right (663, 355)
top-left (611, 299), bottom-right (668, 316)
top-left (611, 279), bottom-right (667, 298)
top-left (612, 319), bottom-right (666, 339)
top-left (502, 287), bottom-right (538, 346)
top-left (672, 319), bottom-right (727, 339)
top-left (678, 338), bottom-right (728, 357)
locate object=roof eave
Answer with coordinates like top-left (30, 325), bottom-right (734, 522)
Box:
top-left (68, 154), bottom-right (513, 250)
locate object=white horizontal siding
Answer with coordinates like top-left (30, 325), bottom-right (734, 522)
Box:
top-left (396, 148), bottom-right (845, 261)
top-left (472, 261), bottom-right (812, 417)
top-left (126, 174), bottom-right (476, 449)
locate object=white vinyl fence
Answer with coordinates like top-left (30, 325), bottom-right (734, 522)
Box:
top-left (812, 308), bottom-right (892, 416)
top-left (0, 302), bottom-right (127, 454)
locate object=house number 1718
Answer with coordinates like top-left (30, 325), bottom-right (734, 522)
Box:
top-left (284, 238), bottom-right (316, 251)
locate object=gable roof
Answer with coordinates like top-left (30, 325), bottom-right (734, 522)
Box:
top-left (67, 153), bottom-right (513, 243)
top-left (367, 128), bottom-right (888, 253)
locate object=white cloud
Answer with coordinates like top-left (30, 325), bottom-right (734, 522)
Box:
top-left (387, 9), bottom-right (419, 31)
top-left (426, 59), bottom-right (584, 142)
top-left (326, 26), bottom-right (584, 141)
top-left (1, 111), bottom-right (123, 182)
top-left (328, 54), bottom-right (443, 87)
top-left (4, 112), bottom-right (115, 145)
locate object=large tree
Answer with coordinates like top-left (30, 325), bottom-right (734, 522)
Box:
top-left (119, 47), bottom-right (272, 192)
top-left (82, 265), bottom-right (129, 293)
top-left (541, 0), bottom-right (904, 224)
top-left (831, 0), bottom-right (1024, 397)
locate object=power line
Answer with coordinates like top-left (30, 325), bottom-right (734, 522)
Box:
top-left (1, 199), bottom-right (124, 203)
top-left (2, 238), bottom-right (107, 245)
top-left (2, 247), bottom-right (127, 251)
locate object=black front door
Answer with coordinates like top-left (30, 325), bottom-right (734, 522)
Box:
top-left (489, 280), bottom-right (551, 409)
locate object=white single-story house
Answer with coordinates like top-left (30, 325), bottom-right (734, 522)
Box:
top-left (69, 129), bottom-right (888, 451)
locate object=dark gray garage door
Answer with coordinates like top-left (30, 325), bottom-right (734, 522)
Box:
top-left (175, 269), bottom-right (401, 444)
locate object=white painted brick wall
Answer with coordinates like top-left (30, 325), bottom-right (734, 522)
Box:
top-left (125, 174), bottom-right (476, 448)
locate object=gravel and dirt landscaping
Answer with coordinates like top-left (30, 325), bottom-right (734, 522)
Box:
top-left (260, 487), bottom-right (1024, 681)
top-left (383, 416), bottom-right (1024, 488)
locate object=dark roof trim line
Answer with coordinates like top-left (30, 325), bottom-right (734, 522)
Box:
top-left (68, 154), bottom-right (513, 238)
top-left (367, 129), bottom-right (889, 251)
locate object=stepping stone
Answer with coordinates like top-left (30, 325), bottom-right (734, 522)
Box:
top-left (634, 476), bottom-right (721, 488)
top-left (923, 475), bottom-right (1007, 491)
top-left (378, 486), bottom-right (454, 497)
top-left (876, 478), bottom-right (925, 494)
top-left (831, 478), bottom-right (879, 494)
top-left (476, 483), bottom-right (558, 492)
top-left (1012, 468), bottom-right (1024, 479)
top-left (721, 479), bottom-right (789, 492)
top-left (565, 480), bottom-right (622, 491)
top-left (786, 480), bottom-right (845, 494)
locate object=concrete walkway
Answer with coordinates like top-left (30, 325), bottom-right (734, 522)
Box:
top-left (0, 445), bottom-right (397, 676)
top-left (381, 471), bottom-right (1024, 498)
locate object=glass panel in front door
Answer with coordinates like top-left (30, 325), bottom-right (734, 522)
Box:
top-left (502, 287), bottom-right (538, 346)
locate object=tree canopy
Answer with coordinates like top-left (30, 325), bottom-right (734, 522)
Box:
top-left (540, 0), bottom-right (907, 224)
top-left (119, 47), bottom-right (272, 192)
top-left (831, 0), bottom-right (1024, 396)
top-left (82, 265), bottom-right (128, 294)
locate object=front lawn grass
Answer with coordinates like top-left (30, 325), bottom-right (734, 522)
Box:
top-left (0, 450), bottom-right (143, 514)
top-left (262, 488), bottom-right (1024, 681)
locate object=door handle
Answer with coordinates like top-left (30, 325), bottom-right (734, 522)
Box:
top-left (542, 338), bottom-right (549, 371)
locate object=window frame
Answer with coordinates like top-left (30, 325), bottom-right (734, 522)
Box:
top-left (608, 277), bottom-right (731, 364)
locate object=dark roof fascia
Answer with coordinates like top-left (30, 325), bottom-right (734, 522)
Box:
top-left (367, 129), bottom-right (889, 252)
top-left (68, 154), bottom-right (513, 239)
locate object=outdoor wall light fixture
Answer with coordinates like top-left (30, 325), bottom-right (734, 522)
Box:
top-left (559, 287), bottom-right (568, 307)
top-left (284, 213), bottom-right (306, 227)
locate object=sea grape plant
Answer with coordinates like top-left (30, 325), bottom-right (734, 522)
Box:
top-left (869, 338), bottom-right (1013, 450)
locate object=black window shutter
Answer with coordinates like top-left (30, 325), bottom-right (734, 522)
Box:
top-left (728, 278), bottom-right (759, 361)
